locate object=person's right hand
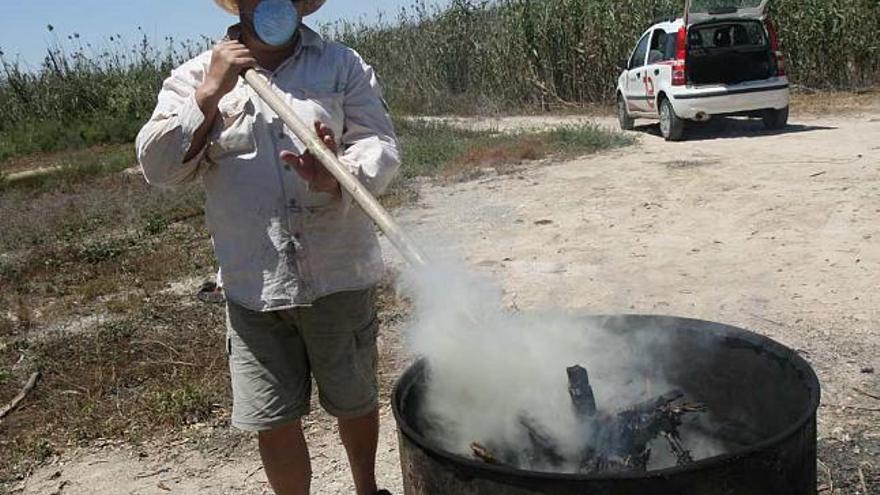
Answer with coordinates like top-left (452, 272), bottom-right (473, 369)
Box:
top-left (196, 40), bottom-right (257, 105)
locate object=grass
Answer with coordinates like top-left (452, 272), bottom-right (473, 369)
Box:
top-left (789, 87), bottom-right (880, 115)
top-left (0, 144), bottom-right (136, 191)
top-left (384, 118), bottom-right (633, 206)
top-left (0, 304), bottom-right (228, 476)
top-left (0, 118), bottom-right (631, 483)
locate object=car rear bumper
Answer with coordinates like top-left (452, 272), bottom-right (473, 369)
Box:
top-left (670, 81), bottom-right (790, 119)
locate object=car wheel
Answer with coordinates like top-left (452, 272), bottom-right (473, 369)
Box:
top-left (617, 94), bottom-right (634, 131)
top-left (659, 98), bottom-right (685, 141)
top-left (762, 106), bottom-right (789, 130)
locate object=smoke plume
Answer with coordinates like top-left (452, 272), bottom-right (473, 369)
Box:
top-left (398, 259), bottom-right (726, 473)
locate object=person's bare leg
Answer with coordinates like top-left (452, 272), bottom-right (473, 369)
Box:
top-left (338, 409), bottom-right (380, 495)
top-left (258, 419), bottom-right (311, 495)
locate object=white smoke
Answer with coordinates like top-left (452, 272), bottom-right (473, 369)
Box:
top-left (398, 256), bottom-right (728, 473)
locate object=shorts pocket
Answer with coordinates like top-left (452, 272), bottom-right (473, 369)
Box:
top-left (354, 316), bottom-right (379, 384)
top-left (354, 315), bottom-right (379, 349)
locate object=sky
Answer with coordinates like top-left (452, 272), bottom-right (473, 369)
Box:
top-left (0, 0), bottom-right (446, 70)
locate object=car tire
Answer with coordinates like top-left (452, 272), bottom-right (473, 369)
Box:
top-left (762, 106), bottom-right (789, 130)
top-left (659, 98), bottom-right (685, 141)
top-left (617, 94), bottom-right (635, 131)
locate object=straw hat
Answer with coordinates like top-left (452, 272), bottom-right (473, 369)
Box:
top-left (214, 0), bottom-right (326, 16)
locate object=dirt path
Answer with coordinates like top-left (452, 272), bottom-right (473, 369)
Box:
top-left (9, 110), bottom-right (880, 494)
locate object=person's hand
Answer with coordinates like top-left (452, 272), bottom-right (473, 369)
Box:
top-left (196, 40), bottom-right (257, 107)
top-left (280, 121), bottom-right (341, 197)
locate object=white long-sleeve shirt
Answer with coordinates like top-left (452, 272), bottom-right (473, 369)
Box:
top-left (136, 25), bottom-right (400, 311)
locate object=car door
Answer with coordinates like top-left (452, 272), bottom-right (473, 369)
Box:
top-left (642, 29), bottom-right (672, 112)
top-left (625, 31), bottom-right (652, 113)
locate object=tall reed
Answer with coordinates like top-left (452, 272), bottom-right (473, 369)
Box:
top-left (331, 0), bottom-right (880, 113)
top-left (1, 0), bottom-right (877, 159)
top-left (0, 29), bottom-right (210, 160)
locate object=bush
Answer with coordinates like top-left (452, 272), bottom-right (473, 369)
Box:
top-left (0, 30), bottom-right (210, 160)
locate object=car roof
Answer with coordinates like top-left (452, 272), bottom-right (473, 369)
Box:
top-left (647, 14), bottom-right (763, 34)
top-left (647, 19), bottom-right (685, 33)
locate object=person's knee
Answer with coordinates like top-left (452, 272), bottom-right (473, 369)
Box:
top-left (258, 419), bottom-right (304, 448)
top-left (336, 408), bottom-right (379, 439)
top-left (338, 408), bottom-right (379, 426)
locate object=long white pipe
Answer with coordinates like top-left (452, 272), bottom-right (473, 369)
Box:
top-left (243, 69), bottom-right (428, 268)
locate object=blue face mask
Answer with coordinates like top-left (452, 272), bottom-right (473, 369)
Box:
top-left (251, 0), bottom-right (300, 47)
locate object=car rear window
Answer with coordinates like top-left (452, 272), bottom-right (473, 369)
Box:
top-left (688, 22), bottom-right (767, 49)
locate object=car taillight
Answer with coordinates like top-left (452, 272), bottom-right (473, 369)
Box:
top-left (672, 25), bottom-right (687, 86)
top-left (766, 18), bottom-right (786, 77)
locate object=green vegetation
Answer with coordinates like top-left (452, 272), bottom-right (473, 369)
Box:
top-left (1, 0), bottom-right (878, 160)
top-left (0, 144), bottom-right (135, 191)
top-left (0, 31), bottom-right (208, 160)
top-left (334, 0), bottom-right (880, 113)
top-left (386, 119), bottom-right (632, 205)
top-left (399, 119), bottom-right (630, 174)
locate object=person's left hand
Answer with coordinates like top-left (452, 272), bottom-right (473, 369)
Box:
top-left (280, 121), bottom-right (341, 197)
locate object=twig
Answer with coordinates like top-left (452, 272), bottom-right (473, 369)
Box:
top-left (749, 313), bottom-right (784, 326)
top-left (471, 442), bottom-right (499, 464)
top-left (792, 83), bottom-right (820, 94)
top-left (49, 480), bottom-right (69, 495)
top-left (134, 467), bottom-right (170, 479)
top-left (137, 360), bottom-right (197, 368)
top-left (857, 466), bottom-right (867, 495)
top-left (809, 170), bottom-right (827, 178)
top-left (853, 387), bottom-right (880, 401)
top-left (131, 340), bottom-right (183, 357)
top-left (169, 209), bottom-right (205, 223)
top-left (245, 465), bottom-right (264, 480)
top-left (662, 431), bottom-right (693, 466)
top-left (0, 371), bottom-right (40, 420)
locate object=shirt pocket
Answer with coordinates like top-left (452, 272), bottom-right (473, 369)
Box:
top-left (297, 89), bottom-right (345, 138)
top-left (290, 90), bottom-right (345, 210)
top-left (207, 92), bottom-right (257, 162)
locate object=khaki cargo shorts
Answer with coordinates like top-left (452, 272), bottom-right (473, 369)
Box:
top-left (225, 288), bottom-right (379, 431)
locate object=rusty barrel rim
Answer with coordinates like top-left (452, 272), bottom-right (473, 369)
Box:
top-left (391, 314), bottom-right (821, 482)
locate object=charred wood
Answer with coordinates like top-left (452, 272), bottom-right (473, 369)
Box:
top-left (519, 414), bottom-right (566, 467)
top-left (567, 365), bottom-right (597, 418)
top-left (471, 365), bottom-right (705, 474)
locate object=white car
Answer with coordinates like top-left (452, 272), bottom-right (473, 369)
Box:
top-left (616, 0), bottom-right (789, 141)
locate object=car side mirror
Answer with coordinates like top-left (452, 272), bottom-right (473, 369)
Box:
top-left (617, 59), bottom-right (629, 70)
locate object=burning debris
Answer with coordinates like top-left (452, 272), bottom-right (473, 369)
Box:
top-left (470, 364), bottom-right (706, 474)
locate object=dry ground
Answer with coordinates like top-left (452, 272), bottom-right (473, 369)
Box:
top-left (6, 99), bottom-right (880, 494)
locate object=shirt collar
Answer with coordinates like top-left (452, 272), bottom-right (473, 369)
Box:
top-left (224, 23), bottom-right (324, 53)
top-left (299, 24), bottom-right (325, 52)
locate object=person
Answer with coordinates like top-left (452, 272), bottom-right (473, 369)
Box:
top-left (135, 1), bottom-right (400, 494)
